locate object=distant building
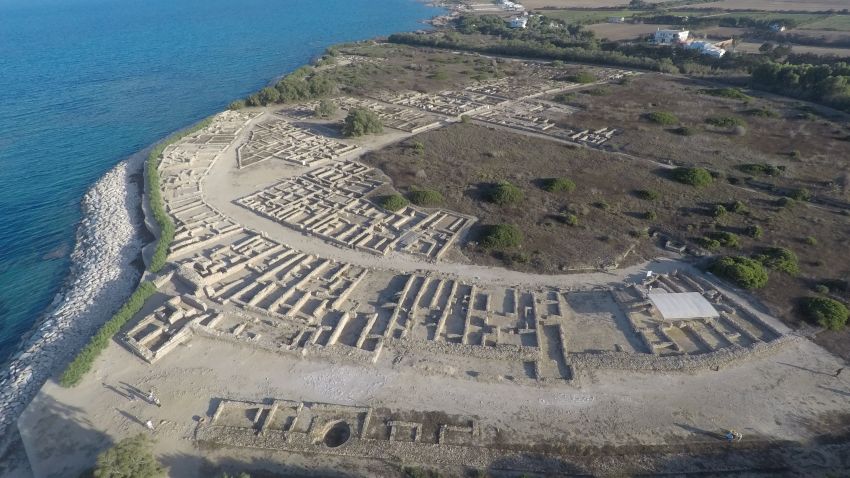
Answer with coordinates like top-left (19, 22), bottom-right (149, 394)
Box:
top-left (508, 16), bottom-right (528, 29)
top-left (686, 40), bottom-right (727, 58)
top-left (770, 23), bottom-right (786, 32)
top-left (501, 0), bottom-right (524, 11)
top-left (654, 29), bottom-right (689, 45)
top-left (608, 16), bottom-right (626, 23)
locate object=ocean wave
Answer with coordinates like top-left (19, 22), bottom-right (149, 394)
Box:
top-left (0, 151), bottom-right (146, 446)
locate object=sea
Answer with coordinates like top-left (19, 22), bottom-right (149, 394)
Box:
top-left (0, 0), bottom-right (442, 364)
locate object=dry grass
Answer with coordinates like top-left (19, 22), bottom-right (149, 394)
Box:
top-left (675, 0), bottom-right (850, 11)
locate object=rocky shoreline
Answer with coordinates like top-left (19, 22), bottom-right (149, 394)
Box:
top-left (0, 151), bottom-right (147, 452)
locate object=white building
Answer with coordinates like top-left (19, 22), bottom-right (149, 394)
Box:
top-left (686, 40), bottom-right (727, 58)
top-left (654, 29), bottom-right (689, 45)
top-left (608, 16), bottom-right (626, 23)
top-left (508, 16), bottom-right (528, 29)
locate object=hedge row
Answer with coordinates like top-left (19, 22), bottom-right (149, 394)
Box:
top-left (59, 281), bottom-right (157, 387)
top-left (147, 117), bottom-right (214, 272)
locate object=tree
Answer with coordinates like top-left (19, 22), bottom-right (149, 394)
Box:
top-left (378, 194), bottom-right (409, 212)
top-left (670, 167), bottom-right (713, 187)
top-left (801, 296), bottom-right (849, 330)
top-left (754, 247), bottom-right (799, 275)
top-left (710, 256), bottom-right (769, 289)
top-left (342, 108), bottom-right (383, 137)
top-left (486, 181), bottom-right (524, 206)
top-left (314, 99), bottom-right (337, 118)
top-left (480, 224), bottom-right (523, 249)
top-left (93, 434), bottom-right (165, 478)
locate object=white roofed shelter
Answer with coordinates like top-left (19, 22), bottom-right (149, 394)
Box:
top-left (648, 292), bottom-right (719, 321)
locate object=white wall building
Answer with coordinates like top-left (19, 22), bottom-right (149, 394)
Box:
top-left (686, 40), bottom-right (727, 58)
top-left (508, 16), bottom-right (528, 29)
top-left (654, 29), bottom-right (689, 45)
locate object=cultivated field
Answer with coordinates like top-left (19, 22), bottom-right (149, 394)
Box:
top-left (676, 0), bottom-right (850, 11)
top-left (736, 40), bottom-right (850, 56)
top-left (588, 22), bottom-right (674, 41)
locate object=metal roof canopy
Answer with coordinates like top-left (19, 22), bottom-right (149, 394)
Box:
top-left (648, 292), bottom-right (719, 321)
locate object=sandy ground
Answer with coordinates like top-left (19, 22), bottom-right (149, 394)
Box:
top-left (674, 0), bottom-right (850, 11)
top-left (587, 23), bottom-right (673, 41)
top-left (735, 40), bottom-right (850, 55)
top-left (18, 327), bottom-right (850, 477)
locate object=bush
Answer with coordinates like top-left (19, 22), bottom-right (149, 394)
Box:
top-left (480, 224), bottom-right (523, 249)
top-left (60, 282), bottom-right (158, 387)
top-left (671, 167), bottom-right (713, 187)
top-left (699, 237), bottom-right (722, 251)
top-left (147, 118), bottom-right (214, 273)
top-left (737, 163), bottom-right (784, 176)
top-left (712, 204), bottom-right (727, 218)
top-left (486, 181), bottom-right (524, 206)
top-left (789, 188), bottom-right (811, 201)
top-left (708, 231), bottom-right (740, 248)
top-left (562, 213), bottom-right (579, 226)
top-left (778, 196), bottom-right (795, 208)
top-left (94, 434), bottom-right (165, 478)
top-left (730, 200), bottom-right (747, 213)
top-left (408, 187), bottom-right (444, 207)
top-left (635, 189), bottom-right (660, 201)
top-left (411, 141), bottom-right (425, 155)
top-left (800, 296), bottom-right (849, 330)
top-left (745, 224), bottom-right (763, 238)
top-left (228, 100), bottom-right (245, 111)
top-left (342, 108), bottom-right (383, 137)
top-left (814, 284), bottom-right (831, 295)
top-left (645, 111), bottom-right (678, 125)
top-left (745, 107), bottom-right (778, 117)
top-left (570, 71), bottom-right (596, 84)
top-left (541, 177), bottom-right (576, 193)
top-left (710, 256), bottom-right (769, 289)
top-left (314, 99), bottom-right (337, 118)
top-left (804, 236), bottom-right (818, 246)
top-left (705, 116), bottom-right (747, 128)
top-left (673, 126), bottom-right (696, 136)
top-left (755, 246), bottom-right (799, 275)
top-left (378, 194), bottom-right (409, 212)
top-left (643, 211), bottom-right (657, 220)
top-left (700, 88), bottom-right (750, 100)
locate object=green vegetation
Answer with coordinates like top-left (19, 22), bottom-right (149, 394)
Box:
top-left (745, 224), bottom-right (764, 239)
top-left (93, 434), bottom-right (165, 478)
top-left (486, 181), bottom-right (524, 206)
top-left (645, 111), bottom-right (678, 125)
top-left (480, 223), bottom-right (523, 249)
top-left (800, 296), bottom-right (849, 330)
top-left (411, 141), bottom-right (425, 155)
top-left (737, 163), bottom-right (784, 176)
top-left (712, 204), bottom-right (727, 218)
top-left (755, 246), bottom-right (800, 275)
top-left (635, 189), bottom-right (660, 201)
top-left (408, 187), bottom-right (444, 207)
top-left (707, 231), bottom-right (740, 248)
top-left (671, 167), bottom-right (713, 187)
top-left (227, 100), bottom-right (245, 111)
top-left (710, 256), bottom-right (769, 289)
top-left (745, 107), bottom-right (778, 118)
top-left (541, 177), bottom-right (576, 193)
top-left (730, 200), bottom-right (747, 214)
top-left (705, 116), bottom-right (747, 128)
top-left (61, 282), bottom-right (157, 387)
top-left (378, 194), bottom-right (409, 212)
top-left (245, 66), bottom-right (336, 106)
top-left (751, 62), bottom-right (850, 113)
top-left (804, 236), bottom-right (818, 246)
top-left (342, 108), bottom-right (383, 137)
top-left (789, 188), bottom-right (812, 201)
top-left (700, 88), bottom-right (751, 101)
top-left (314, 99), bottom-right (338, 118)
top-left (562, 213), bottom-right (579, 226)
top-left (698, 237), bottom-right (721, 251)
top-left (147, 118), bottom-right (214, 273)
top-left (673, 126), bottom-right (696, 136)
top-left (643, 211), bottom-right (657, 220)
top-left (570, 71), bottom-right (596, 84)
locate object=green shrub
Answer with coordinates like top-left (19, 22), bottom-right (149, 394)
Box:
top-left (705, 116), bottom-right (747, 128)
top-left (789, 188), bottom-right (811, 201)
top-left (562, 213), bottom-right (579, 226)
top-left (60, 282), bottom-right (158, 387)
top-left (778, 196), bottom-right (795, 208)
top-left (710, 256), bottom-right (769, 289)
top-left (342, 108), bottom-right (383, 137)
top-left (635, 189), bottom-right (660, 201)
top-left (570, 71), bottom-right (596, 84)
top-left (745, 224), bottom-right (763, 238)
top-left (700, 88), bottom-right (750, 100)
top-left (94, 434), bottom-right (165, 478)
top-left (227, 100), bottom-right (245, 111)
top-left (708, 231), bottom-right (740, 248)
top-left (745, 107), bottom-right (778, 117)
top-left (699, 237), bottom-right (722, 251)
top-left (673, 126), bottom-right (696, 136)
top-left (541, 177), bottom-right (576, 193)
top-left (729, 200), bottom-right (747, 214)
top-left (712, 204), bottom-right (727, 218)
top-left (643, 211), bottom-right (657, 220)
top-left (147, 117), bottom-right (214, 273)
top-left (671, 167), bottom-right (713, 187)
top-left (553, 92), bottom-right (575, 104)
top-left (408, 187), bottom-right (444, 207)
top-left (595, 200), bottom-right (610, 210)
top-left (378, 194), bottom-right (409, 212)
top-left (737, 163), bottom-right (784, 177)
top-left (804, 236), bottom-right (818, 246)
top-left (814, 284), bottom-right (830, 295)
top-left (460, 114), bottom-right (471, 123)
top-left (645, 111), bottom-right (678, 125)
top-left (411, 141), bottom-right (425, 155)
top-left (480, 224), bottom-right (523, 249)
top-left (486, 181), bottom-right (524, 206)
top-left (800, 296), bottom-right (849, 330)
top-left (314, 99), bottom-right (338, 118)
top-left (755, 247), bottom-right (799, 275)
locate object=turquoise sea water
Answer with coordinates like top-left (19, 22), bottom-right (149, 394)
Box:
top-left (0, 0), bottom-right (441, 363)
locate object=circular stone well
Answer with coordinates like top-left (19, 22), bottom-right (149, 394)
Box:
top-left (322, 421), bottom-right (352, 448)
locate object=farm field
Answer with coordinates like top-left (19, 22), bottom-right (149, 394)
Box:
top-left (799, 14), bottom-right (850, 31)
top-left (675, 0), bottom-right (850, 11)
top-left (588, 22), bottom-right (675, 41)
top-left (736, 40), bottom-right (850, 56)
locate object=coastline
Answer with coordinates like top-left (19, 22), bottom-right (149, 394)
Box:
top-left (0, 151), bottom-right (146, 450)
